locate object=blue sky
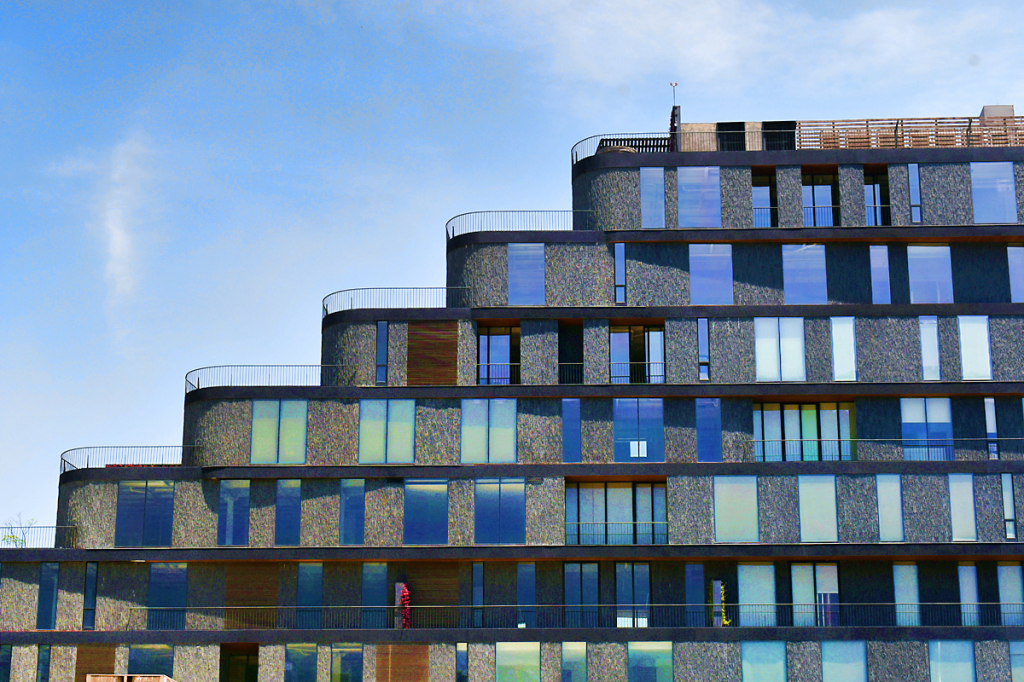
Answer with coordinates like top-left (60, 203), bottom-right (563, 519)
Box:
top-left (3, 0), bottom-right (1024, 525)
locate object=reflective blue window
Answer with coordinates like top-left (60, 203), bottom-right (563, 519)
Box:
top-left (562, 642), bottom-right (587, 682)
top-left (83, 562), bottom-right (98, 630)
top-left (517, 563), bottom-right (536, 628)
top-left (375, 321), bottom-right (389, 386)
top-left (509, 243), bottom-right (546, 305)
top-left (36, 563), bottom-right (59, 630)
top-left (251, 400), bottom-right (307, 464)
top-left (496, 642), bottom-right (540, 682)
top-left (457, 643), bottom-right (469, 682)
top-left (616, 563), bottom-right (650, 628)
top-left (404, 479), bottom-right (448, 545)
top-left (1010, 246), bottom-right (1024, 303)
top-left (869, 245), bottom-right (891, 304)
top-left (562, 398), bottom-right (582, 463)
top-left (147, 563), bottom-right (187, 631)
top-left (802, 175), bottom-right (838, 226)
top-left (0, 645), bottom-right (9, 682)
top-left (285, 643), bottom-right (317, 682)
top-left (928, 641), bottom-right (975, 682)
top-left (218, 480), bottom-right (250, 546)
top-left (331, 644), bottom-right (363, 682)
top-left (128, 645), bottom-right (173, 677)
top-left (697, 398), bottom-right (723, 463)
top-left (907, 245), bottom-right (953, 303)
top-left (678, 166), bottom-right (722, 227)
top-left (564, 562), bottom-right (599, 627)
top-left (901, 398), bottom-right (953, 461)
top-left (340, 479), bottom-right (365, 545)
top-left (613, 399), bottom-right (664, 462)
top-left (115, 480), bottom-right (174, 547)
top-left (741, 641), bottom-right (786, 682)
top-left (685, 564), bottom-right (705, 626)
top-left (358, 399), bottom-right (414, 463)
top-left (971, 162), bottom-right (1017, 224)
top-left (297, 563), bottom-right (323, 629)
top-left (627, 641), bottom-right (671, 682)
top-left (640, 168), bottom-right (666, 228)
top-left (689, 244), bottom-right (733, 304)
top-left (909, 163), bottom-right (922, 223)
top-left (361, 563), bottom-right (387, 629)
top-left (276, 480), bottom-right (302, 546)
top-left (35, 645), bottom-right (50, 682)
top-left (615, 243), bottom-right (627, 304)
top-left (475, 478), bottom-right (525, 544)
top-left (461, 399), bottom-right (517, 463)
top-left (782, 244), bottom-right (828, 304)
top-left (565, 482), bottom-right (666, 545)
top-left (821, 641), bottom-right (867, 682)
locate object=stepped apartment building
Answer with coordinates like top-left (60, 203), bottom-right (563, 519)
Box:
top-left (6, 106), bottom-right (1024, 682)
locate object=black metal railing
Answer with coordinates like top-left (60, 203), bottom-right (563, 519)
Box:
top-left (322, 287), bottom-right (470, 316)
top-left (610, 361), bottom-right (666, 385)
top-left (753, 437), bottom-right (1024, 463)
top-left (803, 205), bottom-right (840, 227)
top-left (445, 211), bottom-right (595, 238)
top-left (0, 526), bottom-right (77, 549)
top-left (558, 363), bottom-right (584, 385)
top-left (184, 365), bottom-right (360, 393)
top-left (565, 522), bottom-right (669, 546)
top-left (476, 364), bottom-right (521, 386)
top-left (754, 439), bottom-right (856, 462)
top-left (60, 446), bottom-right (190, 473)
top-left (752, 207), bottom-right (778, 228)
top-left (864, 204), bottom-right (892, 226)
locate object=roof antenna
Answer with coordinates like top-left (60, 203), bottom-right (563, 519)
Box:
top-left (670, 82), bottom-right (678, 107)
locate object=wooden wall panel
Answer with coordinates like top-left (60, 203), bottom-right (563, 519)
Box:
top-left (75, 645), bottom-right (116, 682)
top-left (407, 322), bottom-right (458, 386)
top-left (376, 644), bottom-right (429, 682)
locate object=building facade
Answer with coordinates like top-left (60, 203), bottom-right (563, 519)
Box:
top-left (5, 108), bottom-right (1024, 681)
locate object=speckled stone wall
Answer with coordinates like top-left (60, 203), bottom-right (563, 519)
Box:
top-left (1016, 162), bottom-right (1024, 221)
top-left (837, 476), bottom-right (879, 543)
top-left (365, 480), bottom-right (403, 546)
top-left (674, 642), bottom-right (741, 682)
top-left (449, 479), bottom-right (474, 546)
top-left (587, 642), bottom-right (627, 682)
top-left (387, 322), bottom-right (408, 387)
top-left (902, 475), bottom-right (952, 543)
top-left (115, 645), bottom-right (129, 674)
top-left (722, 398), bottom-right (754, 462)
top-left (317, 644), bottom-right (331, 682)
top-left (50, 646), bottom-right (75, 682)
top-left (258, 644), bottom-right (285, 682)
top-left (184, 563), bottom-right (224, 630)
top-left (866, 641), bottom-right (929, 682)
top-left (173, 644), bottom-right (220, 682)
top-left (518, 399), bottom-right (561, 464)
top-left (952, 398), bottom-right (988, 461)
top-left (183, 399), bottom-right (252, 467)
top-left (416, 399), bottom-right (460, 465)
top-left (838, 164), bottom-right (865, 227)
top-left (855, 398), bottom-right (903, 461)
top-left (758, 476), bottom-right (800, 544)
top-left (976, 640), bottom-right (1011, 682)
top-left (324, 562), bottom-right (360, 606)
top-left (0, 562), bottom-right (38, 630)
top-left (804, 317), bottom-right (832, 383)
top-left (826, 243), bottom-right (872, 303)
top-left (990, 316), bottom-right (1024, 382)
top-left (301, 478), bottom-right (340, 547)
top-left (920, 162), bottom-right (973, 225)
top-left (521, 320), bottom-right (558, 385)
top-left (307, 399), bottom-right (359, 465)
top-left (710, 318), bottom-right (755, 384)
top-left (786, 641), bottom-right (822, 682)
top-left (429, 643), bottom-right (455, 682)
top-left (526, 477), bottom-right (564, 545)
top-left (666, 318), bottom-right (698, 384)
top-left (95, 562), bottom-right (147, 631)
top-left (457, 320), bottom-right (477, 386)
top-left (172, 480), bottom-right (217, 548)
top-left (468, 643), bottom-right (495, 682)
top-left (889, 164), bottom-right (912, 226)
top-left (363, 644), bottom-right (376, 682)
top-left (250, 479), bottom-right (277, 547)
top-left (547, 243), bottom-right (615, 307)
top-left (855, 317), bottom-right (921, 383)
top-left (539, 642), bottom-right (560, 682)
top-left (446, 243), bottom-right (508, 307)
top-left (665, 398), bottom-right (697, 463)
top-left (625, 243), bottom-right (689, 306)
top-left (573, 168), bottom-right (641, 230)
top-left (1015, 475), bottom-right (1024, 534)
top-left (665, 167), bottom-right (678, 228)
top-left (56, 562), bottom-right (84, 630)
top-left (975, 474), bottom-right (1004, 543)
top-left (583, 320), bottom-right (610, 384)
top-left (733, 243), bottom-right (783, 305)
top-left (952, 243), bottom-right (1011, 303)
top-left (721, 166), bottom-right (753, 228)
top-left (669, 476), bottom-right (714, 544)
top-left (320, 322), bottom-right (376, 385)
top-left (58, 480), bottom-right (117, 548)
top-left (581, 399), bottom-right (612, 463)
top-left (776, 166), bottom-right (804, 227)
top-left (10, 646), bottom-right (36, 680)
top-left (937, 316), bottom-right (961, 382)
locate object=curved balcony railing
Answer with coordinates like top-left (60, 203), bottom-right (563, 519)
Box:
top-left (322, 287), bottom-right (470, 316)
top-left (445, 210), bottom-right (595, 239)
top-left (185, 365), bottom-right (360, 393)
top-left (60, 446), bottom-right (191, 473)
top-left (0, 525), bottom-right (77, 549)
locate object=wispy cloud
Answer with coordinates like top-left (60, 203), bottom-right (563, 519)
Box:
top-left (101, 131), bottom-right (150, 300)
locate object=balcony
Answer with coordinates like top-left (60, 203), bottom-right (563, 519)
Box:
top-left (477, 363), bottom-right (521, 386)
top-left (752, 207), bottom-right (778, 228)
top-left (610, 361), bottom-right (666, 385)
top-left (60, 446), bottom-right (191, 473)
top-left (565, 522), bottom-right (668, 546)
top-left (322, 287), bottom-right (470, 316)
top-left (445, 210), bottom-right (595, 239)
top-left (865, 204), bottom-right (892, 226)
top-left (558, 363), bottom-right (584, 385)
top-left (185, 365), bottom-right (360, 393)
top-left (754, 437), bottom-right (1019, 463)
top-left (803, 205), bottom-right (840, 227)
top-left (0, 525), bottom-right (77, 549)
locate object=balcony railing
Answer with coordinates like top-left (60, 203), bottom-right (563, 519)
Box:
top-left (865, 204), bottom-right (892, 226)
top-left (185, 365), bottom-right (360, 393)
top-left (803, 205), bottom-right (840, 227)
top-left (610, 362), bottom-right (666, 385)
top-left (559, 363), bottom-right (584, 385)
top-left (477, 363), bottom-right (521, 386)
top-left (445, 210), bottom-right (595, 239)
top-left (60, 446), bottom-right (191, 473)
top-left (754, 437), bottom-right (1023, 463)
top-left (752, 207), bottom-right (778, 228)
top-left (322, 287), bottom-right (470, 316)
top-left (565, 522), bottom-right (668, 546)
top-left (0, 525), bottom-right (77, 549)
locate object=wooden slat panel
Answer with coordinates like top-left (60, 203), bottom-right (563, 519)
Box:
top-left (376, 645), bottom-right (429, 682)
top-left (407, 321), bottom-right (458, 386)
top-left (404, 562), bottom-right (459, 606)
top-left (225, 563), bottom-right (278, 606)
top-left (75, 645), bottom-right (116, 682)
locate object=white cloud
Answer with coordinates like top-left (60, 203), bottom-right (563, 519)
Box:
top-left (102, 131), bottom-right (150, 300)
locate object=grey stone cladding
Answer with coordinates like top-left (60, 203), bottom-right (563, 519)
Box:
top-left (668, 476), bottom-right (713, 544)
top-left (665, 318), bottom-right (697, 384)
top-left (937, 315), bottom-right (960, 382)
top-left (826, 243), bottom-right (872, 303)
top-left (920, 162), bottom-right (973, 225)
top-left (526, 477), bottom-right (564, 545)
top-left (733, 243), bottom-right (783, 305)
top-left (838, 164), bottom-right (865, 226)
top-left (952, 243), bottom-right (1011, 303)
top-left (56, 561), bottom-right (85, 630)
top-left (183, 399), bottom-right (251, 466)
top-left (722, 398), bottom-right (754, 462)
top-left (990, 316), bottom-right (1024, 382)
top-left (721, 166), bottom-right (753, 228)
top-left (446, 243), bottom-right (508, 307)
top-left (709, 318), bottom-right (754, 384)
top-left (186, 563), bottom-right (224, 630)
top-left (365, 479), bottom-right (403, 546)
top-left (95, 562), bottom-right (147, 631)
top-left (837, 475), bottom-right (879, 543)
top-left (776, 166), bottom-right (803, 227)
top-left (855, 398), bottom-right (902, 461)
top-left (171, 480), bottom-right (217, 548)
top-left (587, 642), bottom-right (627, 682)
top-left (625, 242), bottom-right (688, 306)
top-left (803, 317), bottom-right (832, 383)
top-left (583, 320), bottom-right (610, 384)
top-left (320, 322), bottom-right (375, 384)
top-left (540, 642), bottom-right (560, 682)
top-left (468, 642), bottom-right (495, 682)
top-left (1016, 162), bottom-right (1024, 221)
top-left (758, 476), bottom-right (800, 544)
top-left (521, 320), bottom-right (558, 385)
top-left (517, 398), bottom-right (561, 464)
top-left (888, 163), bottom-right (913, 226)
top-left (448, 479), bottom-right (474, 546)
top-left (787, 641), bottom-right (822, 682)
top-left (674, 642), bottom-right (741, 682)
top-left (307, 399), bottom-right (359, 465)
top-left (386, 321), bottom-right (407, 387)
top-left (976, 640), bottom-right (1012, 682)
top-left (902, 474), bottom-right (952, 543)
top-left (324, 562), bottom-right (360, 607)
top-left (258, 644), bottom-right (285, 682)
top-left (415, 399), bottom-right (460, 465)
top-left (429, 644), bottom-right (455, 682)
top-left (301, 478), bottom-right (339, 547)
top-left (855, 317), bottom-right (921, 383)
top-left (457, 319), bottom-right (477, 386)
top-left (664, 398), bottom-right (696, 463)
top-left (546, 243), bottom-right (615, 306)
top-left (664, 167), bottom-right (678, 229)
top-left (57, 480), bottom-right (117, 548)
top-left (866, 641), bottom-right (929, 682)
top-left (975, 474), bottom-right (1004, 542)
top-left (580, 399), bottom-right (612, 463)
top-left (0, 563), bottom-right (38, 630)
top-left (572, 167), bottom-right (641, 230)
top-left (250, 479), bottom-right (277, 548)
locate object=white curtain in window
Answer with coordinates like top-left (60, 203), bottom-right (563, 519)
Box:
top-left (958, 316), bottom-right (992, 380)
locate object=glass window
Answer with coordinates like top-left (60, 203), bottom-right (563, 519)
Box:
top-left (821, 641), bottom-right (867, 682)
top-left (477, 325), bottom-right (521, 385)
top-left (358, 399), bottom-right (415, 463)
top-left (689, 244), bottom-right (733, 304)
top-left (404, 479), bottom-right (448, 545)
top-left (999, 563), bottom-right (1024, 627)
top-left (456, 643), bottom-right (469, 682)
top-left (473, 562), bottom-right (484, 627)
top-left (959, 563), bottom-right (979, 626)
top-left (901, 398), bottom-right (953, 461)
top-left (517, 563), bottom-right (536, 628)
top-left (791, 563), bottom-right (838, 627)
top-left (610, 325), bottom-right (665, 384)
top-left (35, 645), bottom-right (50, 682)
top-left (698, 318), bottom-right (710, 380)
top-left (754, 318), bottom-right (806, 382)
top-left (894, 563), bottom-right (920, 626)
top-left (831, 317), bottom-right (856, 381)
top-left (678, 166), bottom-right (722, 227)
top-left (928, 641), bottom-right (975, 682)
top-left (340, 479), bottom-right (365, 545)
top-left (297, 563), bottom-right (323, 629)
top-left (36, 563), bottom-right (59, 630)
top-left (115, 480), bottom-right (174, 547)
top-left (971, 161), bottom-right (1018, 224)
top-left (148, 562), bottom-right (187, 631)
top-left (495, 642), bottom-right (540, 682)
top-left (685, 564), bottom-right (705, 627)
top-left (1003, 474), bottom-right (1017, 540)
top-left (285, 643), bottom-right (317, 682)
top-left (83, 562), bottom-right (98, 630)
top-left (276, 479), bottom-right (302, 546)
top-left (613, 398), bottom-right (665, 462)
top-left (614, 243), bottom-right (626, 305)
top-left (799, 475), bottom-right (837, 542)
top-left (741, 642), bottom-right (786, 682)
top-left (752, 171), bottom-right (778, 227)
top-left (562, 399), bottom-right (582, 463)
top-left (870, 245), bottom-right (891, 304)
top-left (959, 316), bottom-right (992, 380)
top-left (0, 645), bottom-right (10, 682)
top-left (640, 167), bottom-right (666, 228)
top-left (803, 174), bottom-right (839, 226)
top-left (615, 563), bottom-right (650, 628)
top-left (739, 563), bottom-right (776, 626)
top-left (475, 478), bottom-right (525, 545)
top-left (562, 642), bottom-right (587, 682)
top-left (714, 476), bottom-right (758, 542)
top-left (908, 163), bottom-right (922, 224)
top-left (564, 563), bottom-right (599, 627)
top-left (627, 641), bottom-right (671, 682)
top-left (375, 321), bottom-right (388, 386)
top-left (331, 644), bottom-right (363, 682)
top-left (877, 474), bottom-right (905, 542)
top-left (1009, 246), bottom-right (1024, 302)
top-left (565, 482), bottom-right (666, 545)
top-left (251, 400), bottom-right (308, 464)
top-left (461, 399), bottom-right (517, 463)
top-left (986, 398), bottom-right (999, 459)
top-left (697, 398), bottom-right (722, 462)
top-left (128, 645), bottom-right (173, 677)
top-left (218, 480), bottom-right (250, 547)
top-left (919, 316), bottom-right (940, 381)
top-left (949, 474), bottom-right (977, 541)
top-left (1011, 641), bottom-right (1024, 682)
top-left (782, 244), bottom-right (828, 304)
top-left (753, 402), bottom-right (855, 462)
top-left (864, 171), bottom-right (891, 226)
top-left (907, 246), bottom-right (953, 303)
top-left (508, 243), bottom-right (546, 305)
top-left (361, 563), bottom-right (387, 628)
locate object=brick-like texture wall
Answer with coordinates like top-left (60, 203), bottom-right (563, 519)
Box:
top-left (258, 644), bottom-right (285, 682)
top-left (855, 317), bottom-right (921, 383)
top-left (457, 320), bottom-right (477, 386)
top-left (675, 642), bottom-right (740, 682)
top-left (429, 643), bottom-right (455, 682)
top-left (320, 322), bottom-right (375, 384)
top-left (889, 164), bottom-right (912, 226)
top-left (666, 318), bottom-right (698, 384)
top-left (839, 164), bottom-right (865, 226)
top-left (665, 398), bottom-right (696, 463)
top-left (583, 320), bottom-right (610, 385)
top-left (173, 644), bottom-right (220, 682)
top-left (587, 642), bottom-right (627, 682)
top-left (0, 562), bottom-right (38, 630)
top-left (776, 165), bottom-right (803, 227)
top-left (976, 640), bottom-right (1011, 682)
top-left (581, 399), bottom-right (612, 463)
top-left (518, 398), bottom-right (561, 464)
top-left (710, 318), bottom-right (755, 384)
top-left (521, 320), bottom-right (558, 385)
top-left (468, 643), bottom-right (495, 682)
top-left (186, 563), bottom-right (225, 630)
top-left (787, 641), bottom-right (822, 682)
top-left (572, 168), bottom-right (641, 230)
top-left (837, 475), bottom-right (880, 543)
top-left (733, 243), bottom-right (783, 305)
top-left (95, 562), bottom-right (147, 631)
top-left (804, 317), bottom-right (832, 383)
top-left (990, 316), bottom-right (1024, 382)
top-left (952, 243), bottom-right (1011, 303)
top-left (301, 478), bottom-right (340, 547)
top-left (250, 479), bottom-right (277, 548)
top-left (855, 398), bottom-right (902, 461)
top-left (826, 243), bottom-right (872, 303)
top-left (58, 480), bottom-right (118, 548)
top-left (722, 398), bottom-right (754, 463)
top-left (386, 321), bottom-right (408, 387)
top-left (867, 641), bottom-right (929, 682)
top-left (448, 478), bottom-right (474, 546)
top-left (56, 561), bottom-right (85, 631)
top-left (546, 243), bottom-right (615, 307)
top-left (365, 480), bottom-right (403, 546)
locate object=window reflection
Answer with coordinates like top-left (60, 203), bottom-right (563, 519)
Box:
top-left (404, 479), bottom-right (449, 545)
top-left (677, 166), bottom-right (722, 227)
top-left (971, 161), bottom-right (1017, 224)
top-left (565, 482), bottom-right (666, 545)
top-left (689, 244), bottom-right (733, 304)
top-left (610, 325), bottom-right (664, 384)
top-left (508, 244), bottom-right (545, 305)
top-left (782, 244), bottom-right (827, 304)
top-left (613, 398), bottom-right (665, 462)
top-left (640, 168), bottom-right (666, 228)
top-left (475, 477), bottom-right (525, 544)
top-left (753, 402), bottom-right (855, 462)
top-left (907, 245), bottom-right (953, 303)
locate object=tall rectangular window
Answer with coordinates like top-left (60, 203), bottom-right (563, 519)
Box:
top-left (1003, 474), bottom-right (1017, 540)
top-left (739, 563), bottom-right (776, 626)
top-left (821, 641), bottom-right (867, 682)
top-left (36, 563), bottom-right (59, 630)
top-left (949, 474), bottom-right (977, 541)
top-left (901, 397), bottom-right (952, 461)
top-left (907, 245), bottom-right (953, 303)
top-left (864, 170), bottom-right (891, 226)
top-left (754, 317), bottom-right (806, 382)
top-left (919, 316), bottom-right (940, 381)
top-left (799, 475), bottom-right (837, 542)
top-left (331, 644), bottom-right (363, 682)
top-left (741, 641), bottom-right (786, 682)
top-left (404, 479), bottom-right (448, 545)
top-left (296, 563), bottom-right (323, 629)
top-left (562, 642), bottom-right (587, 682)
top-left (928, 641), bottom-right (975, 682)
top-left (340, 479), bottom-right (365, 545)
top-left (908, 163), bottom-right (922, 224)
top-left (275, 479), bottom-right (302, 546)
top-left (877, 474), bottom-right (905, 542)
top-left (565, 482), bottom-right (666, 545)
top-left (689, 244), bottom-right (733, 304)
top-left (1012, 642), bottom-right (1024, 682)
top-left (803, 173), bottom-right (839, 226)
top-left (508, 243), bottom-right (545, 305)
top-left (148, 562), bottom-right (187, 631)
top-left (614, 243), bottom-right (626, 305)
top-left (610, 325), bottom-right (664, 384)
top-left (35, 645), bottom-right (50, 682)
top-left (517, 562), bottom-right (536, 628)
top-left (613, 398), bottom-right (664, 462)
top-left (564, 562), bottom-right (599, 627)
top-left (640, 167), bottom-right (665, 228)
top-left (251, 400), bottom-right (308, 464)
top-left (791, 563), bottom-right (838, 627)
top-left (698, 318), bottom-right (710, 380)
top-left (986, 398), bottom-right (999, 459)
top-left (358, 399), bottom-right (415, 463)
top-left (958, 315), bottom-right (992, 380)
top-left (754, 402), bottom-right (855, 462)
top-left (627, 642), bottom-right (671, 681)
top-left (456, 643), bottom-right (469, 682)
top-left (971, 161), bottom-right (1018, 224)
top-left (893, 563), bottom-right (920, 626)
top-left (678, 166), bottom-right (722, 227)
top-left (0, 645), bottom-right (10, 682)
top-left (218, 480), bottom-right (250, 547)
top-left (1009, 246), bottom-right (1024, 302)
top-left (714, 476), bottom-right (758, 542)
top-left (959, 563), bottom-right (979, 626)
top-left (361, 563), bottom-right (387, 629)
top-left (752, 171), bottom-right (778, 227)
top-left (831, 317), bottom-right (856, 381)
top-left (685, 564), bottom-right (705, 627)
top-left (496, 643), bottom-right (540, 682)
top-left (782, 244), bottom-right (828, 304)
top-left (696, 398), bottom-right (722, 463)
top-left (461, 398), bottom-right (516, 463)
top-left (999, 563), bottom-right (1024, 626)
top-left (472, 562), bottom-right (484, 627)
top-left (375, 321), bottom-right (388, 386)
top-left (115, 480), bottom-right (174, 547)
top-left (475, 477), bottom-right (525, 544)
top-left (128, 645), bottom-right (173, 677)
top-left (869, 245), bottom-right (891, 304)
top-left (284, 643), bottom-right (317, 682)
top-left (562, 398), bottom-right (582, 463)
top-left (82, 561), bottom-right (98, 630)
